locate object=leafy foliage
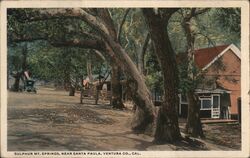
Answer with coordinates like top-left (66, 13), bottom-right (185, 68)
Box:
top-left (7, 8), bottom-right (240, 93)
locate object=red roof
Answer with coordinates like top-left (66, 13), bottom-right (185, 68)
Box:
top-left (194, 45), bottom-right (229, 69)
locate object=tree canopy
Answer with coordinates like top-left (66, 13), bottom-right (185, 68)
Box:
top-left (7, 7), bottom-right (240, 142)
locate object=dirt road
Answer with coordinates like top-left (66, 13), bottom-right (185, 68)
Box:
top-left (7, 87), bottom-right (240, 151)
top-left (8, 87), bottom-right (157, 151)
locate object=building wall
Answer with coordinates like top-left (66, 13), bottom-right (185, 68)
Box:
top-left (179, 93), bottom-right (224, 119)
top-left (204, 49), bottom-right (241, 115)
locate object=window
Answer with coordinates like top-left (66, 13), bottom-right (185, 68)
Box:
top-left (200, 98), bottom-right (212, 110)
top-left (199, 95), bottom-right (220, 110)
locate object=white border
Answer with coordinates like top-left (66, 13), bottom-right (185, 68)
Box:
top-left (1, 1), bottom-right (249, 158)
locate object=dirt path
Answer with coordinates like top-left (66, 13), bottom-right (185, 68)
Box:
top-left (8, 87), bottom-right (155, 151)
top-left (7, 87), bottom-right (240, 151)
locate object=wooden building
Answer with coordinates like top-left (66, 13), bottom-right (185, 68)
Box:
top-left (178, 44), bottom-right (241, 119)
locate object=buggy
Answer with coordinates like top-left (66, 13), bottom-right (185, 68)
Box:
top-left (24, 80), bottom-right (37, 93)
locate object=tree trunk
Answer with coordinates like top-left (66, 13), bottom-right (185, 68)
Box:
top-left (69, 85), bottom-right (75, 96)
top-left (103, 43), bottom-right (155, 133)
top-left (111, 64), bottom-right (125, 109)
top-left (80, 77), bottom-right (84, 104)
top-left (63, 79), bottom-right (70, 91)
top-left (138, 33), bottom-right (150, 75)
top-left (132, 105), bottom-right (155, 135)
top-left (126, 79), bottom-right (155, 134)
top-left (185, 90), bottom-right (204, 137)
top-left (69, 75), bottom-right (77, 96)
top-left (143, 9), bottom-right (182, 143)
top-left (21, 45), bottom-right (28, 72)
top-left (182, 9), bottom-right (205, 138)
top-left (95, 85), bottom-right (99, 104)
top-left (87, 59), bottom-right (94, 82)
top-left (13, 72), bottom-right (22, 92)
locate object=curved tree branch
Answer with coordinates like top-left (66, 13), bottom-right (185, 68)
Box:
top-left (141, 33), bottom-right (150, 57)
top-left (11, 8), bottom-right (111, 36)
top-left (95, 8), bottom-right (118, 40)
top-left (9, 32), bottom-right (106, 51)
top-left (117, 8), bottom-right (131, 43)
top-left (50, 38), bottom-right (105, 51)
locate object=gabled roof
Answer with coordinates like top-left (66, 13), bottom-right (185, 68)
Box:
top-left (194, 45), bottom-right (229, 69)
top-left (194, 44), bottom-right (241, 70)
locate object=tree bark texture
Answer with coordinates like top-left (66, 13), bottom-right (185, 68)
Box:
top-left (143, 8), bottom-right (182, 143)
top-left (87, 59), bottom-right (94, 82)
top-left (182, 9), bottom-right (205, 138)
top-left (95, 85), bottom-right (100, 104)
top-left (138, 33), bottom-right (150, 75)
top-left (185, 90), bottom-right (204, 137)
top-left (111, 64), bottom-right (125, 109)
top-left (126, 79), bottom-right (155, 134)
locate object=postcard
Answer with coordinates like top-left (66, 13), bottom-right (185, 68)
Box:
top-left (1, 0), bottom-right (249, 157)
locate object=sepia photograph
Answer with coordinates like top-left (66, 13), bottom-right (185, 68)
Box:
top-left (1, 0), bottom-right (249, 158)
